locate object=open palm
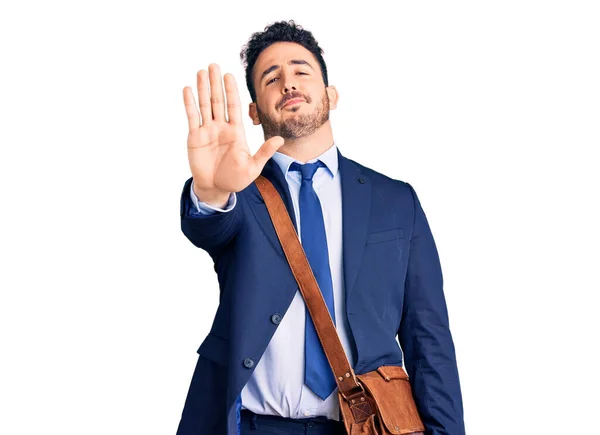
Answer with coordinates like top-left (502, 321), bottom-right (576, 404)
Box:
top-left (183, 64), bottom-right (284, 199)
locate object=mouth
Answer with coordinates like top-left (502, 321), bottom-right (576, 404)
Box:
top-left (282, 98), bottom-right (305, 108)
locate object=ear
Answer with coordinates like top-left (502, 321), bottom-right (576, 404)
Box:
top-left (248, 102), bottom-right (261, 125)
top-left (326, 85), bottom-right (339, 110)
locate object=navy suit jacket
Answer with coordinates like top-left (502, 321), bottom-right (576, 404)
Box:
top-left (176, 148), bottom-right (465, 435)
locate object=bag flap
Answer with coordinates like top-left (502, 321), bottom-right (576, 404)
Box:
top-left (357, 366), bottom-right (425, 435)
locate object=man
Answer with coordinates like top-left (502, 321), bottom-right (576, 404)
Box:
top-left (177, 20), bottom-right (465, 435)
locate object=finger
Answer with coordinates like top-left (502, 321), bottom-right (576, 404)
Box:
top-left (250, 136), bottom-right (285, 177)
top-left (197, 69), bottom-right (212, 125)
top-left (224, 73), bottom-right (242, 124)
top-left (182, 86), bottom-right (199, 131)
top-left (209, 64), bottom-right (226, 122)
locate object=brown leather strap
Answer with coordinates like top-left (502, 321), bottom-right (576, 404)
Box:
top-left (255, 175), bottom-right (363, 399)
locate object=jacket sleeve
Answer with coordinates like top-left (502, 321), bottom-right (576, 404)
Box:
top-left (397, 182), bottom-right (466, 435)
top-left (180, 176), bottom-right (244, 260)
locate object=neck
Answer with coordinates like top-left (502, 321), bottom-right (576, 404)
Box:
top-left (268, 121), bottom-right (335, 163)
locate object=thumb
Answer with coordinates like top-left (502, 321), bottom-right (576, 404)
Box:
top-left (249, 136), bottom-right (285, 177)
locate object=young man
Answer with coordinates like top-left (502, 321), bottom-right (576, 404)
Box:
top-left (177, 20), bottom-right (465, 435)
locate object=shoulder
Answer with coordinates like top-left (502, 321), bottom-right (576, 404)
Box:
top-left (341, 154), bottom-right (416, 202)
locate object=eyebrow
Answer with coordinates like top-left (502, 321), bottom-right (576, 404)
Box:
top-left (260, 60), bottom-right (314, 82)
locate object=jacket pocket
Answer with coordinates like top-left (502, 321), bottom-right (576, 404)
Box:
top-left (197, 333), bottom-right (229, 367)
top-left (365, 228), bottom-right (404, 245)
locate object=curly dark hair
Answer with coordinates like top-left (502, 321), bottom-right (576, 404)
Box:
top-left (240, 20), bottom-right (329, 102)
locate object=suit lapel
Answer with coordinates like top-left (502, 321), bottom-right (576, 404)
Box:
top-left (247, 158), bottom-right (298, 259)
top-left (338, 148), bottom-right (371, 304)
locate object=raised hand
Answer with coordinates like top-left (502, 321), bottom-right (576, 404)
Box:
top-left (183, 64), bottom-right (284, 206)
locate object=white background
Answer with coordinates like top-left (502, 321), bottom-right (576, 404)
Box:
top-left (1, 1), bottom-right (599, 434)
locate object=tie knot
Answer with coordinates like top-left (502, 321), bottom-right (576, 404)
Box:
top-left (289, 160), bottom-right (325, 181)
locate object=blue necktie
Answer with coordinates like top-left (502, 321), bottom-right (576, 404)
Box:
top-left (289, 160), bottom-right (337, 400)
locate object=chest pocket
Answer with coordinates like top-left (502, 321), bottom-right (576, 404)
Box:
top-left (365, 228), bottom-right (404, 245)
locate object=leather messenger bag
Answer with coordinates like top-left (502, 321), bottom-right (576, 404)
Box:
top-left (255, 176), bottom-right (426, 435)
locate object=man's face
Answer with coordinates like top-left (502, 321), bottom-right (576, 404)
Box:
top-left (249, 42), bottom-right (337, 139)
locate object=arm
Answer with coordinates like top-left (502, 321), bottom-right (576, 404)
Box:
top-left (398, 183), bottom-right (465, 435)
top-left (180, 65), bottom-right (282, 260)
top-left (180, 177), bottom-right (242, 259)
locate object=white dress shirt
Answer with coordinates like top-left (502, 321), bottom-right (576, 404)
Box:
top-left (189, 143), bottom-right (356, 421)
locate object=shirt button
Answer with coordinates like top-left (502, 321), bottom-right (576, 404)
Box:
top-left (303, 410), bottom-right (311, 416)
top-left (243, 358), bottom-right (254, 368)
top-left (271, 313), bottom-right (282, 324)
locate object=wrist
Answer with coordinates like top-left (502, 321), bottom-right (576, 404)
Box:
top-left (193, 183), bottom-right (231, 208)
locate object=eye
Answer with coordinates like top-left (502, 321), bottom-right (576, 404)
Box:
top-left (297, 72), bottom-right (308, 76)
top-left (266, 77), bottom-right (278, 86)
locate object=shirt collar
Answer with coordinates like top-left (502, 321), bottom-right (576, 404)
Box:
top-left (271, 143), bottom-right (339, 179)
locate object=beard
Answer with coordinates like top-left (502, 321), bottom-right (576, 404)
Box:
top-left (257, 91), bottom-right (330, 140)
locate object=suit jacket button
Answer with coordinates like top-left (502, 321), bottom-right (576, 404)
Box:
top-left (271, 313), bottom-right (282, 324)
top-left (243, 358), bottom-right (255, 369)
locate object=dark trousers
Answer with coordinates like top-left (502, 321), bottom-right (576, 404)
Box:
top-left (240, 409), bottom-right (346, 435)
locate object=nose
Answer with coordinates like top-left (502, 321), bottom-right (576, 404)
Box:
top-left (282, 83), bottom-right (297, 94)
top-left (281, 70), bottom-right (298, 94)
